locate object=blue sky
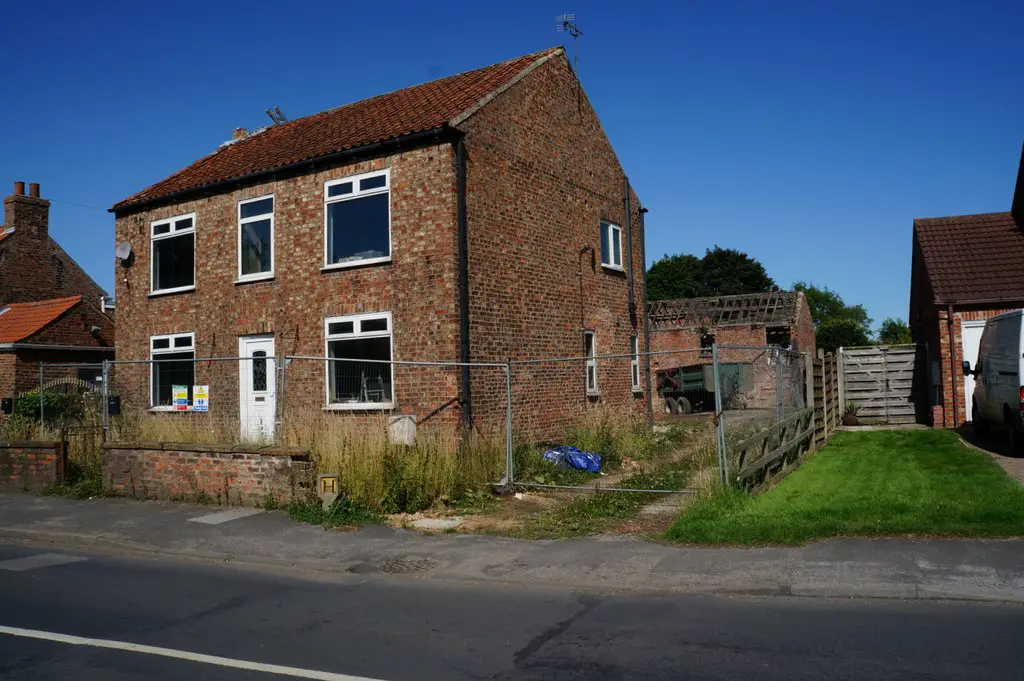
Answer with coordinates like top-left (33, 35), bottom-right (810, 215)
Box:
top-left (1, 0), bottom-right (1020, 331)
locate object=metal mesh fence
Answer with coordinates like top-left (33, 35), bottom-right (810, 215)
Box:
top-left (8, 344), bottom-right (811, 500)
top-left (713, 346), bottom-right (811, 489)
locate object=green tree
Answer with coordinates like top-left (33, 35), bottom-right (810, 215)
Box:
top-left (647, 247), bottom-right (776, 300)
top-left (816, 318), bottom-right (870, 353)
top-left (877, 318), bottom-right (912, 345)
top-left (646, 253), bottom-right (703, 300)
top-left (793, 282), bottom-right (872, 330)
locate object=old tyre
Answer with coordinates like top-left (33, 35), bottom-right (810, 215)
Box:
top-left (664, 397), bottom-right (677, 415)
top-left (676, 396), bottom-right (693, 415)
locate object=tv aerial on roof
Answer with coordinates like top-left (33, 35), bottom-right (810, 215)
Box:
top-left (266, 106), bottom-right (288, 125)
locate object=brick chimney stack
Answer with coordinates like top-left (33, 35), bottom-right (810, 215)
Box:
top-left (1012, 142), bottom-right (1024, 227)
top-left (232, 127), bottom-right (249, 141)
top-left (4, 180), bottom-right (49, 241)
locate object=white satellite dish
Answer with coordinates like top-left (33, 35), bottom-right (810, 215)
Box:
top-left (115, 242), bottom-right (132, 261)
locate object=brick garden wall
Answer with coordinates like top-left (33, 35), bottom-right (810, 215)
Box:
top-left (102, 442), bottom-right (314, 507)
top-left (0, 441), bottom-right (66, 492)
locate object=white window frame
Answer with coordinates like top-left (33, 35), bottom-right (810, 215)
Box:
top-left (149, 332), bottom-right (195, 411)
top-left (323, 311), bottom-right (395, 410)
top-left (584, 330), bottom-right (598, 395)
top-left (236, 195), bottom-right (275, 282)
top-left (323, 169), bottom-right (392, 270)
top-left (630, 335), bottom-right (642, 392)
top-left (150, 213), bottom-right (197, 296)
top-left (600, 220), bottom-right (623, 270)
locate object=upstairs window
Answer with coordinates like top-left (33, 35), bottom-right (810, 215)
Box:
top-left (600, 220), bottom-right (622, 269)
top-left (238, 196), bottom-right (274, 280)
top-left (151, 214), bottom-right (196, 294)
top-left (584, 330), bottom-right (598, 395)
top-left (150, 332), bottom-right (195, 408)
top-left (325, 312), bottom-right (393, 408)
top-left (324, 170), bottom-right (391, 268)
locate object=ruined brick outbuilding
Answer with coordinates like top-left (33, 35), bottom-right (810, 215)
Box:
top-left (110, 47), bottom-right (646, 438)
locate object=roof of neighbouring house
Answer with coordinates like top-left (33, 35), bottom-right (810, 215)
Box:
top-left (0, 296), bottom-right (82, 343)
top-left (112, 47), bottom-right (564, 212)
top-left (648, 291), bottom-right (801, 330)
top-left (913, 211), bottom-right (1024, 304)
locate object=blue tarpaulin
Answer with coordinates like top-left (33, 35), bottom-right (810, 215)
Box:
top-left (542, 446), bottom-right (602, 473)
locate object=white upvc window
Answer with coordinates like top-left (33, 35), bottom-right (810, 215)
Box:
top-left (150, 332), bottom-right (195, 409)
top-left (324, 312), bottom-right (394, 409)
top-left (323, 169), bottom-right (391, 270)
top-left (600, 220), bottom-right (623, 270)
top-left (630, 335), bottom-right (641, 392)
top-left (584, 330), bottom-right (598, 395)
top-left (237, 195), bottom-right (274, 281)
top-left (151, 213), bottom-right (196, 295)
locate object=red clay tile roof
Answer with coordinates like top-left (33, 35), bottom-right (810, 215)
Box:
top-left (113, 47), bottom-right (563, 211)
top-left (0, 296), bottom-right (82, 343)
top-left (914, 212), bottom-right (1024, 304)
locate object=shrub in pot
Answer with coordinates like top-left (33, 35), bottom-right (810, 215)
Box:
top-left (842, 400), bottom-right (860, 426)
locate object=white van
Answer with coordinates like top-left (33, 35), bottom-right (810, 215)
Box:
top-left (963, 310), bottom-right (1024, 448)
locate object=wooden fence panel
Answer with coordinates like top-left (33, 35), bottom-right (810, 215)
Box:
top-left (840, 345), bottom-right (926, 424)
top-left (813, 351), bottom-right (840, 448)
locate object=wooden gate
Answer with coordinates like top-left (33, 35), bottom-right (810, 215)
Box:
top-left (839, 345), bottom-right (926, 425)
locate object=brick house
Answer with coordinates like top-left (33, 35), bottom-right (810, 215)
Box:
top-left (910, 143), bottom-right (1024, 428)
top-left (0, 183), bottom-right (114, 397)
top-left (110, 47), bottom-right (646, 440)
top-left (647, 291), bottom-right (815, 413)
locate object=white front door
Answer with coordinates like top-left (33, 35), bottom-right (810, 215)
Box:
top-left (239, 335), bottom-right (276, 442)
top-left (962, 321), bottom-right (985, 423)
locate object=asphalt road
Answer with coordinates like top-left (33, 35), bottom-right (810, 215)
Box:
top-left (0, 543), bottom-right (1022, 680)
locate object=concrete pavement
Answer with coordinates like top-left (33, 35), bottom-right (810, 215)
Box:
top-left (1, 543), bottom-right (1023, 680)
top-left (1, 492), bottom-right (1022, 602)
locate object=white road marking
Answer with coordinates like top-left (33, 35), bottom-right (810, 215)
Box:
top-left (0, 624), bottom-right (388, 681)
top-left (187, 508), bottom-right (263, 525)
top-left (0, 553), bottom-right (85, 572)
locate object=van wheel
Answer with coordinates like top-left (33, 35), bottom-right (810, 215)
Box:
top-left (1004, 406), bottom-right (1022, 453)
top-left (972, 403), bottom-right (990, 436)
top-left (664, 397), bottom-right (677, 415)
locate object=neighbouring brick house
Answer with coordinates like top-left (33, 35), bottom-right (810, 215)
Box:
top-left (647, 291), bottom-right (815, 413)
top-left (910, 143), bottom-right (1024, 428)
top-left (0, 183), bottom-right (115, 397)
top-left (110, 47), bottom-right (646, 440)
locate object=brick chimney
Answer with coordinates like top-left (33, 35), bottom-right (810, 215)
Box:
top-left (1012, 142), bottom-right (1024, 227)
top-left (232, 127), bottom-right (249, 140)
top-left (4, 180), bottom-right (49, 241)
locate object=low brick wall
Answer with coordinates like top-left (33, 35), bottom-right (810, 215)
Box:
top-left (101, 442), bottom-right (315, 507)
top-left (0, 441), bottom-right (66, 492)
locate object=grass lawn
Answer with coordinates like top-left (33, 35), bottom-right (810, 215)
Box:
top-left (666, 429), bottom-right (1024, 545)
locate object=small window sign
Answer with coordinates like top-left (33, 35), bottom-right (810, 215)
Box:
top-left (172, 385), bottom-right (190, 411)
top-left (193, 385), bottom-right (209, 412)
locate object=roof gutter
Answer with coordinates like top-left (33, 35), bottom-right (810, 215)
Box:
top-left (111, 126), bottom-right (455, 216)
top-left (0, 343), bottom-right (115, 352)
top-left (934, 296), bottom-right (1024, 307)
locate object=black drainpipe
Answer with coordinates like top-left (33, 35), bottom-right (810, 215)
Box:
top-left (639, 207), bottom-right (653, 427)
top-left (623, 176), bottom-right (636, 320)
top-left (456, 138), bottom-right (472, 429)
top-left (456, 135), bottom-right (471, 428)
